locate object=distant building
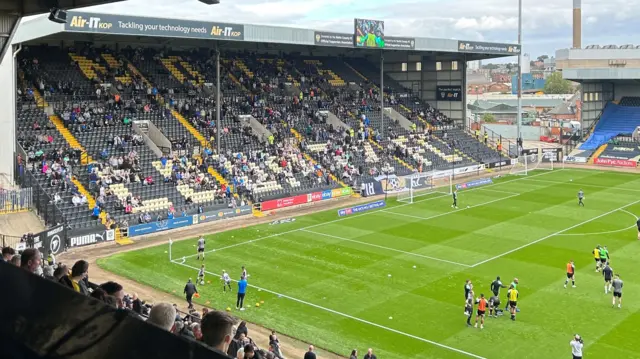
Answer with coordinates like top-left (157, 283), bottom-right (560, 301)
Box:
top-left (492, 73), bottom-right (511, 83)
top-left (467, 60), bottom-right (480, 71)
top-left (511, 73), bottom-right (546, 94)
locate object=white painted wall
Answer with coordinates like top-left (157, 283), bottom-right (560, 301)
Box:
top-left (0, 45), bottom-right (16, 182)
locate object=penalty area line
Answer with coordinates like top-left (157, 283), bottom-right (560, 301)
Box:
top-left (171, 260), bottom-right (487, 359)
top-left (178, 170), bottom-right (558, 261)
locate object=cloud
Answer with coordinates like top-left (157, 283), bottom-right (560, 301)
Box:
top-left (82, 0), bottom-right (640, 57)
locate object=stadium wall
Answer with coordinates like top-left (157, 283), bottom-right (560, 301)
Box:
top-left (580, 82), bottom-right (613, 130)
top-left (0, 42), bottom-right (17, 184)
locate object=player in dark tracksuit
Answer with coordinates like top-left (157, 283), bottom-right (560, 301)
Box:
top-left (577, 189), bottom-right (584, 207)
top-left (452, 190), bottom-right (458, 209)
top-left (637, 218), bottom-right (640, 240)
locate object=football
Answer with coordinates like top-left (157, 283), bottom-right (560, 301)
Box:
top-left (200, 280), bottom-right (204, 285)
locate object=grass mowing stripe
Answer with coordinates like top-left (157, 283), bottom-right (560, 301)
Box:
top-left (171, 260), bottom-right (488, 359)
top-left (180, 170), bottom-right (559, 261)
top-left (523, 178), bottom-right (640, 192)
top-left (381, 193), bottom-right (520, 220)
top-left (301, 229), bottom-right (472, 267)
top-left (470, 199), bottom-right (640, 267)
top-left (556, 209), bottom-right (638, 237)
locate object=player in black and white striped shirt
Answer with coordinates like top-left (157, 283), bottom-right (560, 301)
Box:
top-left (198, 264), bottom-right (205, 285)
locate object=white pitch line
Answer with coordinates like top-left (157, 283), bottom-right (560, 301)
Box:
top-left (179, 170), bottom-right (559, 260)
top-left (302, 229), bottom-right (471, 267)
top-left (470, 199), bottom-right (640, 267)
top-left (556, 208), bottom-right (639, 236)
top-left (523, 178), bottom-right (640, 193)
top-left (381, 194), bottom-right (520, 221)
top-left (171, 260), bottom-right (487, 359)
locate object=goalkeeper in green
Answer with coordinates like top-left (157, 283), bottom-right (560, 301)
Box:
top-left (578, 189), bottom-right (584, 207)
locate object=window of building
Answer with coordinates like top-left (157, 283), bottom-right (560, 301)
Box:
top-left (452, 61), bottom-right (458, 71)
top-left (416, 62), bottom-right (422, 71)
top-left (402, 62), bottom-right (408, 72)
top-left (436, 61), bottom-right (442, 71)
top-left (589, 93), bottom-right (594, 102)
top-left (594, 92), bottom-right (599, 101)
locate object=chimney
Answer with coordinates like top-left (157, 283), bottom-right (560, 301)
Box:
top-left (573, 0), bottom-right (581, 48)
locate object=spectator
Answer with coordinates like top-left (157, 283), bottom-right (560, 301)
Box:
top-left (201, 310), bottom-right (237, 354)
top-left (191, 322), bottom-right (203, 340)
top-left (43, 265), bottom-right (55, 280)
top-left (53, 264), bottom-right (68, 282)
top-left (236, 321), bottom-right (248, 338)
top-left (304, 345), bottom-right (316, 359)
top-left (10, 254), bottom-right (20, 267)
top-left (61, 260), bottom-right (89, 295)
top-left (20, 248), bottom-right (41, 274)
top-left (350, 349), bottom-right (358, 359)
top-left (363, 348), bottom-right (377, 359)
top-left (269, 331), bottom-right (283, 359)
top-left (1, 246), bottom-right (15, 262)
top-left (99, 281), bottom-right (125, 308)
top-left (147, 302), bottom-right (177, 332)
top-left (184, 278), bottom-right (198, 309)
top-left (242, 344), bottom-right (256, 359)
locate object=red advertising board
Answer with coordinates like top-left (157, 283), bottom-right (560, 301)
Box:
top-left (260, 194), bottom-right (310, 211)
top-left (594, 157), bottom-right (637, 168)
top-left (310, 192), bottom-right (323, 202)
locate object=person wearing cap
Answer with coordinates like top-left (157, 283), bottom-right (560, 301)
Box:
top-left (570, 334), bottom-right (583, 359)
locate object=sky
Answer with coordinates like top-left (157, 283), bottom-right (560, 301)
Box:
top-left (80, 0), bottom-right (640, 62)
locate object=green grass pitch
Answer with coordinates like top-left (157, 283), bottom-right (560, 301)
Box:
top-left (98, 169), bottom-right (640, 359)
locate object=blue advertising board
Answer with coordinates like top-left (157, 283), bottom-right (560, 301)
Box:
top-left (321, 190), bottom-right (333, 200)
top-left (129, 215), bottom-right (197, 237)
top-left (338, 200), bottom-right (386, 217)
top-left (455, 178), bottom-right (493, 190)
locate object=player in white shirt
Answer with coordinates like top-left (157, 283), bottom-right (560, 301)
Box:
top-left (198, 264), bottom-right (205, 285)
top-left (221, 270), bottom-right (232, 292)
top-left (241, 265), bottom-right (248, 279)
top-left (196, 236), bottom-right (205, 260)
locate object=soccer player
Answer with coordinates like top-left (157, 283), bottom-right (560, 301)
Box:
top-left (504, 278), bottom-right (519, 311)
top-left (237, 275), bottom-right (248, 310)
top-left (451, 190), bottom-right (458, 209)
top-left (197, 264), bottom-right (205, 285)
top-left (474, 294), bottom-right (488, 329)
top-left (577, 189), bottom-right (584, 207)
top-left (464, 279), bottom-right (472, 300)
top-left (637, 217), bottom-right (640, 240)
top-left (465, 290), bottom-right (474, 326)
top-left (602, 262), bottom-right (614, 294)
top-left (599, 246), bottom-right (609, 268)
top-left (488, 295), bottom-right (501, 318)
top-left (241, 265), bottom-right (248, 279)
top-left (592, 245), bottom-right (601, 272)
top-left (507, 284), bottom-right (519, 321)
top-left (196, 235), bottom-right (205, 261)
top-left (564, 260), bottom-right (576, 288)
top-left (491, 276), bottom-right (507, 298)
top-left (612, 274), bottom-right (623, 308)
top-left (221, 270), bottom-right (232, 292)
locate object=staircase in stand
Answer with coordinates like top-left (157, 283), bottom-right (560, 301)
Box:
top-left (32, 88), bottom-right (48, 108)
top-left (589, 144), bottom-right (608, 164)
top-left (101, 53), bottom-right (132, 84)
top-left (69, 53), bottom-right (106, 80)
top-left (170, 109), bottom-right (228, 186)
top-left (50, 115), bottom-right (93, 164)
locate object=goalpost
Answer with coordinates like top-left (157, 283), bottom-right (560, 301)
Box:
top-left (509, 152), bottom-right (558, 176)
top-left (397, 172), bottom-right (453, 204)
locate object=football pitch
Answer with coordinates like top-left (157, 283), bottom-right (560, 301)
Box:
top-left (98, 169), bottom-right (640, 359)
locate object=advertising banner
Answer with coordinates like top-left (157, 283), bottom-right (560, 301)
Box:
top-left (521, 148), bottom-right (540, 155)
top-left (593, 158), bottom-right (637, 168)
top-left (128, 215), bottom-right (198, 237)
top-left (338, 200), bottom-right (386, 217)
top-left (436, 86), bottom-right (462, 102)
top-left (28, 224), bottom-right (66, 256)
top-left (261, 188), bottom-right (352, 211)
top-left (563, 156), bottom-right (588, 163)
top-left (455, 178), bottom-right (493, 190)
top-left (314, 31), bottom-right (354, 48)
top-left (65, 11), bottom-right (244, 41)
top-left (67, 227), bottom-right (115, 248)
top-left (458, 41), bottom-right (521, 55)
top-left (196, 206), bottom-right (253, 224)
top-left (486, 160), bottom-right (510, 169)
top-left (385, 36), bottom-right (416, 50)
top-left (432, 164), bottom-right (485, 179)
top-left (541, 148), bottom-right (562, 163)
top-left (599, 145), bottom-right (640, 161)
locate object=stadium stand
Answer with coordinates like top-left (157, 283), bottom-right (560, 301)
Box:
top-left (581, 100), bottom-right (640, 150)
top-left (14, 42), bottom-right (503, 231)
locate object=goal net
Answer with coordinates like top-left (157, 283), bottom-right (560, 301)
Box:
top-left (397, 172), bottom-right (453, 204)
top-left (509, 153), bottom-right (557, 176)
